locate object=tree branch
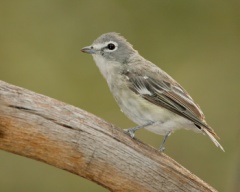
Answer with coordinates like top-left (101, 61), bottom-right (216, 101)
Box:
top-left (0, 80), bottom-right (217, 192)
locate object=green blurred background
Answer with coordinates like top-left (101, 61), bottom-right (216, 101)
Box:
top-left (0, 0), bottom-right (239, 191)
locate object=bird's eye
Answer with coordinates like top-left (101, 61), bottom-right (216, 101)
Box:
top-left (107, 43), bottom-right (115, 50)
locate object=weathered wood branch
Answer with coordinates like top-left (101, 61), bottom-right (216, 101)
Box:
top-left (0, 80), bottom-right (217, 192)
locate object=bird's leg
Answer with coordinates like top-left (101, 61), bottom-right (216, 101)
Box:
top-left (124, 121), bottom-right (154, 138)
top-left (159, 131), bottom-right (171, 152)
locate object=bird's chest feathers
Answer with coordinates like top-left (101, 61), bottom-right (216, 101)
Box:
top-left (93, 55), bottom-right (122, 85)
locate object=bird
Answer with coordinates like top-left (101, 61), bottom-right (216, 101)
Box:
top-left (81, 32), bottom-right (224, 152)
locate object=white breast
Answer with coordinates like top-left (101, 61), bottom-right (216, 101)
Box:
top-left (93, 55), bottom-right (121, 84)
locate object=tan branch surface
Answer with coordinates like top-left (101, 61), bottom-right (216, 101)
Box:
top-left (0, 80), bottom-right (217, 192)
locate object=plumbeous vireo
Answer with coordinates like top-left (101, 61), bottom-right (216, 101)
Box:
top-left (81, 32), bottom-right (224, 152)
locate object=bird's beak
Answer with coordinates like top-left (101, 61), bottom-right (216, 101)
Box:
top-left (81, 46), bottom-right (96, 54)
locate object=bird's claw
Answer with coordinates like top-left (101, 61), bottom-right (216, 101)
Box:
top-left (124, 129), bottom-right (135, 138)
top-left (159, 146), bottom-right (165, 152)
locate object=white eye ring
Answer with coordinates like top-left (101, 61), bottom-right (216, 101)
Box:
top-left (104, 41), bottom-right (118, 52)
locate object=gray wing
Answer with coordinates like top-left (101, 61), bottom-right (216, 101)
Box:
top-left (123, 70), bottom-right (216, 134)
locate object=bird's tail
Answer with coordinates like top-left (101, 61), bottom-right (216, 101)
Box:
top-left (202, 128), bottom-right (225, 152)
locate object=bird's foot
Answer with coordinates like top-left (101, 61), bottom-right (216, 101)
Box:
top-left (124, 128), bottom-right (135, 138)
top-left (124, 122), bottom-right (154, 138)
top-left (159, 145), bottom-right (165, 152)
